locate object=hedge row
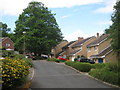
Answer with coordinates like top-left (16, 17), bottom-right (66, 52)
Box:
top-left (89, 62), bottom-right (120, 86)
top-left (65, 61), bottom-right (91, 72)
top-left (47, 58), bottom-right (66, 62)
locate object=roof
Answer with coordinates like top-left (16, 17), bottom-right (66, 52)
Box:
top-left (0, 37), bottom-right (14, 43)
top-left (62, 41), bottom-right (76, 49)
top-left (87, 34), bottom-right (109, 48)
top-left (0, 37), bottom-right (8, 42)
top-left (69, 49), bottom-right (81, 56)
top-left (90, 46), bottom-right (112, 58)
top-left (72, 36), bottom-right (95, 48)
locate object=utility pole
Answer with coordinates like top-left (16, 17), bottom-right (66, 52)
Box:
top-left (23, 31), bottom-right (26, 55)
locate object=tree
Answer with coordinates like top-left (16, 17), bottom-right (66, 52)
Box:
top-left (0, 22), bottom-right (11, 37)
top-left (14, 1), bottom-right (63, 55)
top-left (106, 1), bottom-right (120, 58)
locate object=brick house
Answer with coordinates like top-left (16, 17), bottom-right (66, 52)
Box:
top-left (87, 34), bottom-right (117, 63)
top-left (69, 36), bottom-right (96, 61)
top-left (60, 40), bottom-right (77, 58)
top-left (0, 37), bottom-right (14, 51)
top-left (51, 40), bottom-right (68, 58)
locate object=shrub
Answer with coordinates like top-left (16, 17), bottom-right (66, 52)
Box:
top-left (74, 63), bottom-right (91, 72)
top-left (47, 58), bottom-right (60, 62)
top-left (89, 68), bottom-right (120, 86)
top-left (91, 63), bottom-right (106, 69)
top-left (65, 61), bottom-right (91, 72)
top-left (2, 57), bottom-right (30, 89)
top-left (22, 58), bottom-right (33, 67)
top-left (13, 54), bottom-right (25, 59)
top-left (106, 62), bottom-right (120, 73)
top-left (65, 61), bottom-right (75, 67)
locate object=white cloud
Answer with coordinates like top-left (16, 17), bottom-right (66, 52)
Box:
top-left (60, 15), bottom-right (71, 19)
top-left (0, 0), bottom-right (103, 16)
top-left (94, 0), bottom-right (116, 13)
top-left (64, 30), bottom-right (104, 42)
top-left (64, 30), bottom-right (90, 42)
top-left (97, 21), bottom-right (112, 25)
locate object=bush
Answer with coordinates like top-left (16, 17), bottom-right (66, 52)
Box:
top-left (89, 68), bottom-right (120, 86)
top-left (47, 58), bottom-right (60, 62)
top-left (2, 57), bottom-right (30, 89)
top-left (22, 58), bottom-right (33, 67)
top-left (13, 54), bottom-right (25, 59)
top-left (74, 63), bottom-right (91, 72)
top-left (91, 63), bottom-right (106, 69)
top-left (65, 61), bottom-right (91, 72)
top-left (65, 61), bottom-right (75, 67)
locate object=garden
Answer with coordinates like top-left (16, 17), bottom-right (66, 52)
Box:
top-left (1, 52), bottom-right (33, 89)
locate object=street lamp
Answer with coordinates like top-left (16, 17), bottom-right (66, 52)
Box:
top-left (23, 31), bottom-right (26, 55)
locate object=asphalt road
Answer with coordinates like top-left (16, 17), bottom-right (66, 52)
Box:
top-left (30, 60), bottom-right (113, 88)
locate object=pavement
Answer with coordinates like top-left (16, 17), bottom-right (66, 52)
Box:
top-left (30, 60), bottom-right (114, 88)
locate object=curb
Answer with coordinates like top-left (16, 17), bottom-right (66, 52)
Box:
top-left (64, 64), bottom-right (120, 88)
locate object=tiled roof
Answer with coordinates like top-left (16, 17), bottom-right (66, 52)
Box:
top-left (69, 49), bottom-right (81, 56)
top-left (90, 46), bottom-right (112, 58)
top-left (0, 37), bottom-right (8, 42)
top-left (72, 36), bottom-right (95, 48)
top-left (62, 41), bottom-right (76, 49)
top-left (87, 34), bottom-right (109, 48)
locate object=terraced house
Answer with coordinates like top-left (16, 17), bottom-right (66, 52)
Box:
top-left (69, 36), bottom-right (96, 61)
top-left (51, 40), bottom-right (68, 58)
top-left (87, 34), bottom-right (117, 63)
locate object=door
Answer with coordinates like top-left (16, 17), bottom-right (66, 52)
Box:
top-left (98, 58), bottom-right (103, 63)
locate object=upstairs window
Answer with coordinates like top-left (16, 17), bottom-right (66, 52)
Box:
top-left (94, 46), bottom-right (97, 51)
top-left (6, 43), bottom-right (10, 47)
top-left (88, 47), bottom-right (91, 52)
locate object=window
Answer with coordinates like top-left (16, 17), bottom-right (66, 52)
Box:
top-left (88, 47), bottom-right (91, 52)
top-left (94, 46), bottom-right (97, 51)
top-left (6, 43), bottom-right (10, 47)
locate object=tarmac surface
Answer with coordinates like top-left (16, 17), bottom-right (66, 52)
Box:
top-left (30, 60), bottom-right (113, 88)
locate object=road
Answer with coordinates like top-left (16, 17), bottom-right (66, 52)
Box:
top-left (30, 60), bottom-right (113, 88)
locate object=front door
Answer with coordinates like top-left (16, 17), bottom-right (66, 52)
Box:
top-left (98, 58), bottom-right (103, 63)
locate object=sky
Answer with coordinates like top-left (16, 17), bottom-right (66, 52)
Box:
top-left (0, 0), bottom-right (117, 42)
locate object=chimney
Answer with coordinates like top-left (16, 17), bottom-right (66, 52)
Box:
top-left (78, 37), bottom-right (84, 42)
top-left (97, 33), bottom-right (99, 38)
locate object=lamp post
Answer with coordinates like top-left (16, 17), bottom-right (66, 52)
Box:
top-left (23, 31), bottom-right (26, 55)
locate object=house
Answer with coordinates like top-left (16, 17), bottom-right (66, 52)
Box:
top-left (69, 36), bottom-right (96, 61)
top-left (87, 33), bottom-right (117, 63)
top-left (0, 37), bottom-right (14, 51)
top-left (60, 40), bottom-right (77, 59)
top-left (51, 40), bottom-right (68, 58)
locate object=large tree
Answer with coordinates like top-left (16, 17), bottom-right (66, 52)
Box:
top-left (14, 1), bottom-right (63, 55)
top-left (106, 1), bottom-right (120, 58)
top-left (0, 22), bottom-right (11, 37)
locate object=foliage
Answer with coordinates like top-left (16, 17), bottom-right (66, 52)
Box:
top-left (2, 57), bottom-right (30, 89)
top-left (2, 50), bottom-right (14, 57)
top-left (89, 62), bottom-right (120, 86)
top-left (91, 63), bottom-right (106, 69)
top-left (0, 22), bottom-right (11, 37)
top-left (89, 68), bottom-right (120, 86)
top-left (14, 1), bottom-right (63, 55)
top-left (47, 58), bottom-right (64, 63)
top-left (65, 61), bottom-right (91, 72)
top-left (105, 1), bottom-right (120, 58)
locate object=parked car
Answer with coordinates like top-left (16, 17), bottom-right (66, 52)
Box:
top-left (57, 56), bottom-right (69, 61)
top-left (26, 55), bottom-right (36, 60)
top-left (77, 58), bottom-right (95, 64)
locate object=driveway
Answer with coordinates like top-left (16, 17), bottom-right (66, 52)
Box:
top-left (30, 60), bottom-right (113, 88)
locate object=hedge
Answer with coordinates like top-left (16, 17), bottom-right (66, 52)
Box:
top-left (65, 61), bottom-right (91, 72)
top-left (89, 62), bottom-right (120, 86)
